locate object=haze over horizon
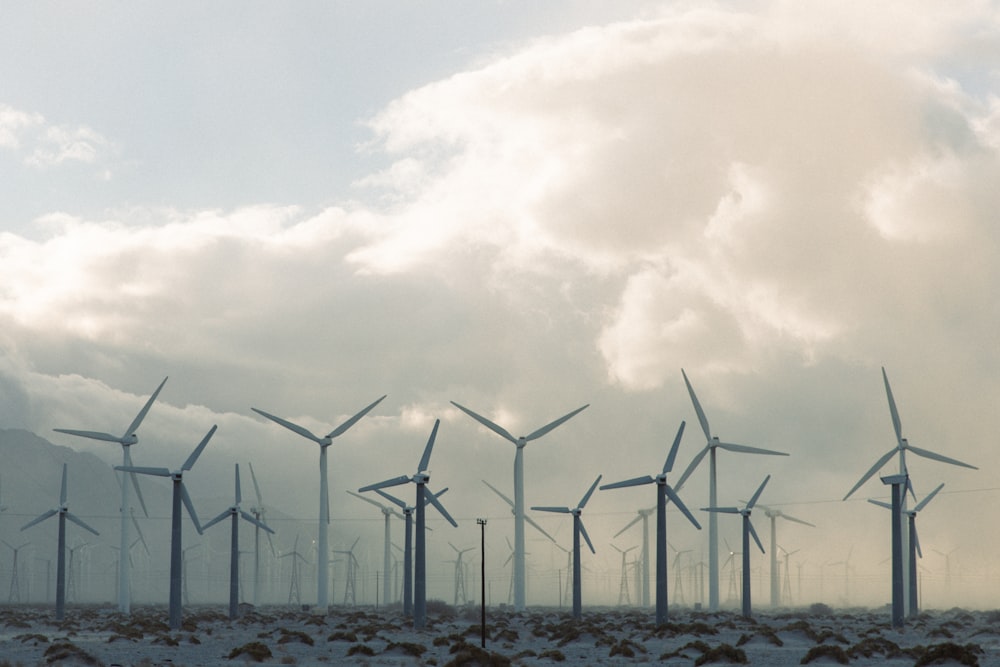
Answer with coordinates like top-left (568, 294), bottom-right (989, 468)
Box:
top-left (2, 1), bottom-right (1000, 610)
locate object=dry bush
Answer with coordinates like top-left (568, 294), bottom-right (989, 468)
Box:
top-left (43, 641), bottom-right (102, 666)
top-left (800, 644), bottom-right (849, 664)
top-left (694, 643), bottom-right (748, 665)
top-left (913, 642), bottom-right (982, 667)
top-left (227, 641), bottom-right (273, 661)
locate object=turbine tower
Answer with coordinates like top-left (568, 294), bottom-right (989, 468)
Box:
top-left (21, 464), bottom-right (99, 620)
top-left (533, 474), bottom-right (602, 619)
top-left (117, 425), bottom-right (216, 630)
top-left (610, 544), bottom-right (637, 605)
top-left (703, 474), bottom-right (770, 618)
top-left (448, 543), bottom-right (475, 606)
top-left (676, 370), bottom-right (788, 611)
top-left (600, 421), bottom-right (701, 624)
top-left (252, 394), bottom-right (386, 609)
top-left (359, 419), bottom-right (457, 629)
top-left (451, 400), bottom-right (588, 610)
top-left (53, 376), bottom-right (166, 614)
top-left (4, 541), bottom-right (29, 603)
top-left (203, 464), bottom-right (274, 619)
top-left (613, 507), bottom-right (655, 608)
top-left (751, 503), bottom-right (814, 607)
top-left (348, 490), bottom-right (403, 607)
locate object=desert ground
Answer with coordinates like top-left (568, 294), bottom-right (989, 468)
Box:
top-left (0, 602), bottom-right (997, 666)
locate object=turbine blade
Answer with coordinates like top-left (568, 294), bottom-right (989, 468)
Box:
top-left (182, 425), bottom-right (217, 471)
top-left (234, 464), bottom-right (242, 505)
top-left (716, 442), bottom-right (789, 457)
top-left (424, 487), bottom-right (458, 527)
top-left (747, 475), bottom-right (771, 509)
top-left (181, 483), bottom-right (203, 534)
top-left (52, 428), bottom-right (120, 443)
top-left (913, 483), bottom-right (945, 513)
top-left (450, 401), bottom-right (517, 444)
top-left (579, 519), bottom-right (596, 554)
top-left (665, 485), bottom-right (702, 530)
top-left (131, 510), bottom-right (150, 555)
top-left (59, 464), bottom-right (68, 505)
top-left (418, 420), bottom-right (440, 473)
top-left (348, 490), bottom-right (388, 511)
top-left (664, 421), bottom-right (686, 473)
top-left (882, 367), bottom-right (903, 444)
top-left (359, 476), bottom-right (411, 493)
top-left (675, 445), bottom-right (710, 492)
top-left (843, 448), bottom-right (897, 500)
top-left (524, 404), bottom-right (589, 441)
top-left (779, 512), bottom-right (815, 527)
top-left (116, 466), bottom-right (171, 477)
top-left (503, 552), bottom-right (513, 567)
top-left (578, 475), bottom-right (602, 509)
top-left (128, 454), bottom-right (149, 518)
top-left (703, 507), bottom-right (741, 514)
top-left (248, 461), bottom-right (264, 506)
top-left (600, 475), bottom-right (654, 491)
top-left (681, 369), bottom-right (712, 442)
top-left (373, 488), bottom-right (407, 510)
top-left (65, 512), bottom-right (100, 536)
top-left (251, 407), bottom-right (322, 444)
top-left (124, 376), bottom-right (168, 438)
top-left (905, 444), bottom-right (977, 470)
top-left (201, 510), bottom-right (232, 532)
top-left (326, 395), bottom-right (387, 439)
top-left (482, 480), bottom-right (515, 508)
top-left (240, 510), bottom-right (275, 533)
top-left (524, 513), bottom-right (557, 543)
top-left (748, 519), bottom-right (764, 553)
top-left (21, 509), bottom-right (58, 531)
top-left (532, 506), bottom-right (571, 513)
top-left (912, 523), bottom-right (922, 559)
top-left (613, 513), bottom-right (643, 538)
top-left (867, 499), bottom-right (892, 510)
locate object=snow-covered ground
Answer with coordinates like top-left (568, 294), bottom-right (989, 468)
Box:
top-left (0, 603), bottom-right (997, 666)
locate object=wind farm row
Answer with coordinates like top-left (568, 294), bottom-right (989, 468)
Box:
top-left (0, 365), bottom-right (980, 631)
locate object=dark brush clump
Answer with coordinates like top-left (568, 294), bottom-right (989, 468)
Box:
top-left (537, 648), bottom-right (566, 662)
top-left (277, 628), bottom-right (314, 646)
top-left (800, 644), bottom-right (850, 664)
top-left (913, 642), bottom-right (982, 667)
top-left (384, 641), bottom-right (427, 657)
top-left (227, 641), bottom-right (272, 661)
top-left (847, 636), bottom-right (903, 659)
top-left (444, 644), bottom-right (512, 667)
top-left (43, 641), bottom-right (103, 666)
top-left (694, 643), bottom-right (748, 665)
top-left (327, 630), bottom-right (358, 642)
top-left (346, 644), bottom-right (375, 656)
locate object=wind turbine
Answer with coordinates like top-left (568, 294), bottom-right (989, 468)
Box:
top-left (750, 503), bottom-right (814, 607)
top-left (359, 419), bottom-right (457, 629)
top-left (332, 537), bottom-right (362, 606)
top-left (4, 541), bottom-right (30, 603)
top-left (869, 481), bottom-right (943, 617)
top-left (533, 474), bottom-right (602, 619)
top-left (703, 475), bottom-right (769, 618)
top-left (247, 462), bottom-right (276, 607)
top-left (203, 464), bottom-right (274, 619)
top-left (447, 543), bottom-right (475, 606)
top-left (610, 544), bottom-right (637, 605)
top-left (675, 370), bottom-right (788, 611)
top-left (451, 400), bottom-right (588, 610)
top-left (280, 535), bottom-right (309, 605)
top-left (348, 490), bottom-right (403, 607)
top-left (53, 376), bottom-right (166, 614)
top-left (612, 507), bottom-right (655, 607)
top-left (252, 394), bottom-right (386, 609)
top-left (600, 421), bottom-right (702, 623)
top-left (117, 425), bottom-right (216, 630)
top-left (21, 464), bottom-right (99, 620)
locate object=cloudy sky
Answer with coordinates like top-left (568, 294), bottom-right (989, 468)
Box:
top-left (3, 1), bottom-right (1000, 607)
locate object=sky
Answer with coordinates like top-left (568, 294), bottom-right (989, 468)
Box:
top-left (2, 0), bottom-right (1000, 609)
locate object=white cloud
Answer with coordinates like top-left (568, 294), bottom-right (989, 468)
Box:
top-left (0, 103), bottom-right (43, 150)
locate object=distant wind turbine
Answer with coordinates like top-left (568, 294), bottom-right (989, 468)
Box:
top-left (117, 425), bottom-right (216, 630)
top-left (359, 419), bottom-right (457, 629)
top-left (676, 370), bottom-right (788, 611)
top-left (252, 394), bottom-right (386, 609)
top-left (533, 475), bottom-right (602, 619)
top-left (247, 462), bottom-right (276, 607)
top-left (348, 490), bottom-right (403, 607)
top-left (21, 464), bottom-right (99, 620)
top-left (749, 503), bottom-right (814, 607)
top-left (451, 400), bottom-right (588, 610)
top-left (612, 507), bottom-right (655, 607)
top-left (53, 376), bottom-right (166, 614)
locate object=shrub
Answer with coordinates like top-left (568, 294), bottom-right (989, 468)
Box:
top-left (694, 643), bottom-right (748, 665)
top-left (913, 642), bottom-right (981, 667)
top-left (227, 641), bottom-right (272, 661)
top-left (800, 644), bottom-right (849, 664)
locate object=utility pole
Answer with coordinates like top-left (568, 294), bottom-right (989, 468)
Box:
top-left (477, 518), bottom-right (487, 649)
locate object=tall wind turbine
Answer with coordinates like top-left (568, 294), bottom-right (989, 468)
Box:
top-left (703, 474), bottom-right (770, 618)
top-left (533, 474), bottom-right (602, 619)
top-left (247, 462), bottom-right (276, 607)
top-left (117, 425), bottom-right (216, 630)
top-left (359, 419), bottom-right (457, 629)
top-left (21, 464), bottom-right (99, 620)
top-left (751, 503), bottom-right (814, 607)
top-left (600, 421), bottom-right (702, 623)
top-left (869, 481), bottom-right (943, 617)
top-left (348, 490), bottom-right (403, 607)
top-left (676, 370), bottom-right (788, 611)
top-left (251, 395), bottom-right (385, 609)
top-left (451, 400), bottom-right (588, 610)
top-left (203, 464), bottom-right (274, 619)
top-left (53, 376), bottom-right (166, 614)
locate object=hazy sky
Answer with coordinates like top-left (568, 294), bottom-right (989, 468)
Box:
top-left (3, 1), bottom-right (1000, 607)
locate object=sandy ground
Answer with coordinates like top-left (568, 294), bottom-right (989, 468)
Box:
top-left (0, 603), bottom-right (998, 666)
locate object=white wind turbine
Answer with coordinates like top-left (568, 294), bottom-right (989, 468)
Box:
top-left (252, 394), bottom-right (386, 609)
top-left (533, 474), bottom-right (602, 619)
top-left (843, 368), bottom-right (976, 611)
top-left (451, 400), bottom-right (588, 611)
top-left (203, 464), bottom-right (274, 619)
top-left (749, 503), bottom-right (814, 607)
top-left (676, 370), bottom-right (788, 611)
top-left (347, 490), bottom-right (403, 607)
top-left (53, 376), bottom-right (167, 614)
top-left (612, 507), bottom-right (655, 608)
top-left (21, 464), bottom-right (99, 620)
top-left (359, 419), bottom-right (457, 629)
top-left (247, 462), bottom-right (276, 607)
top-left (117, 425), bottom-right (216, 630)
